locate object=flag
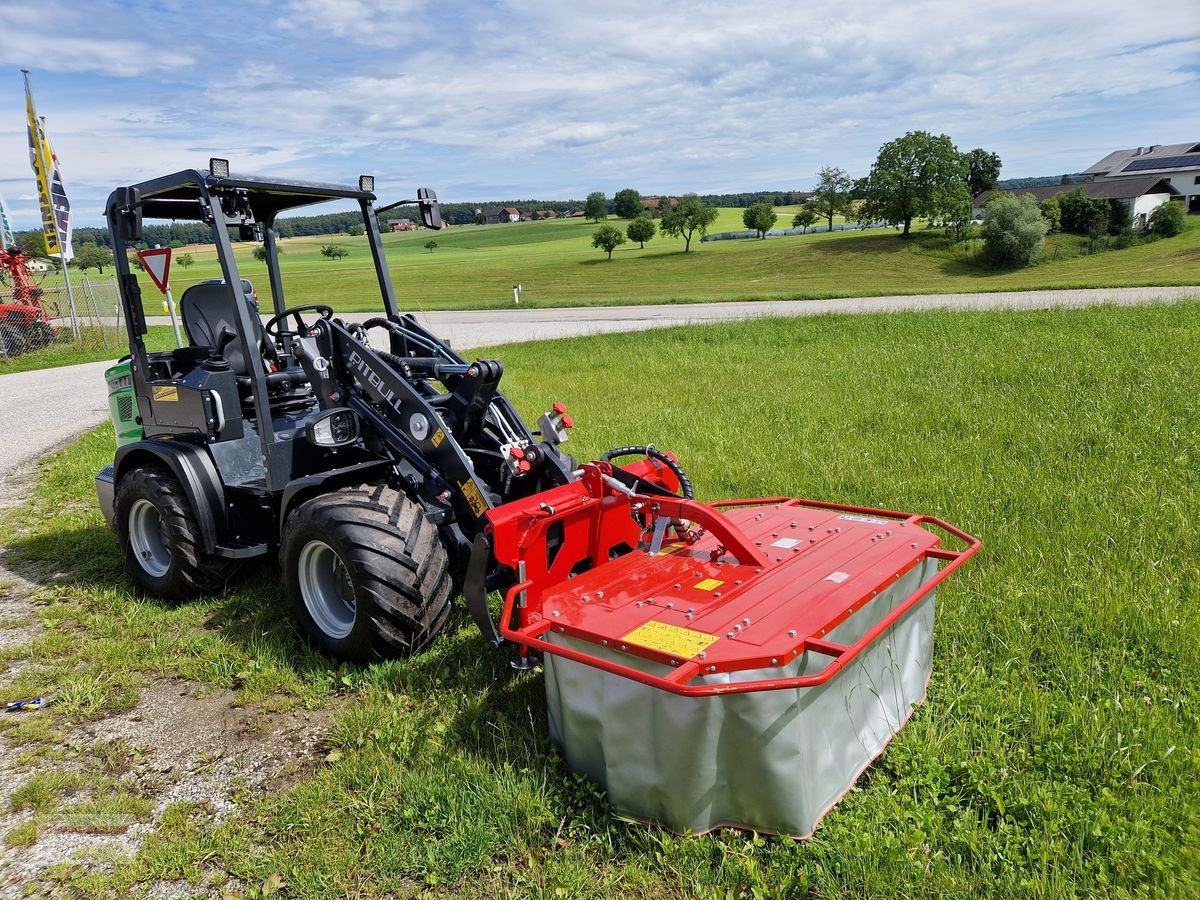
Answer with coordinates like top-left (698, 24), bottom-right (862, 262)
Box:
top-left (0, 193), bottom-right (13, 251)
top-left (23, 70), bottom-right (72, 261)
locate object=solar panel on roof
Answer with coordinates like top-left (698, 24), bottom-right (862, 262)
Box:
top-left (1122, 155), bottom-right (1200, 172)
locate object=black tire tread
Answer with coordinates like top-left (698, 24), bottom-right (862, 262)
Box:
top-left (283, 482), bottom-right (453, 661)
top-left (115, 463), bottom-right (240, 600)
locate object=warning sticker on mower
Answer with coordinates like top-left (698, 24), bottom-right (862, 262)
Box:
top-left (621, 621), bottom-right (719, 658)
top-left (693, 578), bottom-right (723, 591)
top-left (838, 514), bottom-right (891, 526)
top-left (152, 385), bottom-right (179, 402)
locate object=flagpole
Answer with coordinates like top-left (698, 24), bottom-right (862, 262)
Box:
top-left (23, 70), bottom-right (80, 339)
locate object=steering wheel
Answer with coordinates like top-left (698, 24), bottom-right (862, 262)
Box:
top-left (264, 304), bottom-right (334, 338)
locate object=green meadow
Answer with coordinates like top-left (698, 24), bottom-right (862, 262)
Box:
top-left (3, 302), bottom-right (1198, 897)
top-left (151, 211), bottom-right (1200, 311)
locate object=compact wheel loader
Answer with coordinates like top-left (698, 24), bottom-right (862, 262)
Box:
top-left (97, 161), bottom-right (979, 837)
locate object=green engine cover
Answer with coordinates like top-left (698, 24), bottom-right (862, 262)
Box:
top-left (105, 359), bottom-right (143, 447)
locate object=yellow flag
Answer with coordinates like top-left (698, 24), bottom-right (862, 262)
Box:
top-left (24, 71), bottom-right (72, 261)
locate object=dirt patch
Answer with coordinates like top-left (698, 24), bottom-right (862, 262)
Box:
top-left (88, 681), bottom-right (330, 816)
top-left (0, 459), bottom-right (331, 897)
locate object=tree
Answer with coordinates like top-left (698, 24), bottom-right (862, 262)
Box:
top-left (742, 202), bottom-right (777, 238)
top-left (320, 244), bottom-right (349, 259)
top-left (856, 131), bottom-right (967, 236)
top-left (177, 253), bottom-right (195, 269)
top-left (660, 194), bottom-right (719, 253)
top-left (626, 215), bottom-right (657, 249)
top-left (1148, 201), bottom-right (1186, 238)
top-left (1039, 198), bottom-right (1061, 234)
top-left (74, 243), bottom-right (113, 274)
top-left (424, 239), bottom-right (439, 253)
top-left (613, 188), bottom-right (642, 219)
top-left (348, 224), bottom-right (365, 237)
top-left (591, 224), bottom-right (625, 260)
top-left (941, 182), bottom-right (974, 242)
top-left (791, 205), bottom-right (817, 230)
top-left (252, 245), bottom-right (268, 262)
top-left (19, 230), bottom-right (49, 257)
top-left (1056, 187), bottom-right (1099, 235)
top-left (964, 148), bottom-right (1002, 196)
top-left (811, 166), bottom-right (852, 231)
top-left (585, 191), bottom-right (608, 222)
top-left (982, 192), bottom-right (1047, 268)
top-left (473, 211), bottom-right (486, 226)
top-left (1106, 199), bottom-right (1131, 236)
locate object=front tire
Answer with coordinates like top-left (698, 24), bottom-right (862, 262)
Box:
top-left (115, 464), bottom-right (241, 600)
top-left (282, 483), bottom-right (453, 662)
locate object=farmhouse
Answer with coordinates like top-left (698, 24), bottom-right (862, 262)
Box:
top-left (972, 176), bottom-right (1180, 228)
top-left (388, 218), bottom-right (415, 232)
top-left (1084, 142), bottom-right (1200, 213)
top-left (642, 196), bottom-right (678, 211)
top-left (482, 207), bottom-right (520, 224)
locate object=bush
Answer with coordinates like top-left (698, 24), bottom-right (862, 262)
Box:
top-left (1106, 199), bottom-right (1132, 235)
top-left (1039, 198), bottom-right (1061, 234)
top-left (982, 193), bottom-right (1047, 268)
top-left (320, 244), bottom-right (349, 259)
top-left (1148, 202), bottom-right (1187, 238)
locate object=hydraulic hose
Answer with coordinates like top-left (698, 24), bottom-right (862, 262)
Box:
top-left (601, 446), bottom-right (694, 500)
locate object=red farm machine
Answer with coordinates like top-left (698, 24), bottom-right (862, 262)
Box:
top-left (96, 161), bottom-right (980, 837)
top-left (0, 245), bottom-right (57, 357)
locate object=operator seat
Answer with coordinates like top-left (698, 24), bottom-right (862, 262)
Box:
top-left (179, 283), bottom-right (311, 413)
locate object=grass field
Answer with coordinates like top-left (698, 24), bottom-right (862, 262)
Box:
top-left (2, 302), bottom-right (1198, 897)
top-left (64, 210), bottom-right (1200, 314)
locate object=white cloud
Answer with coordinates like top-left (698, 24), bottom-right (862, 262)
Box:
top-left (0, 8), bottom-right (193, 75)
top-left (1, 0), bottom-right (1197, 226)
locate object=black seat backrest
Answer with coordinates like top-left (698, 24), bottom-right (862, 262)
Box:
top-left (179, 282), bottom-right (264, 377)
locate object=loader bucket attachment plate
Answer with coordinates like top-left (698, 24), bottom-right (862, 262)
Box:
top-left (488, 461), bottom-right (979, 837)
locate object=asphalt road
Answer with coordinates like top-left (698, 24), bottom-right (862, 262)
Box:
top-left (3, 285), bottom-right (1196, 479)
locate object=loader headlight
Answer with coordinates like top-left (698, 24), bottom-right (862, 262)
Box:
top-left (358, 175), bottom-right (374, 193)
top-left (208, 157), bottom-right (230, 178)
top-left (306, 408), bottom-right (359, 448)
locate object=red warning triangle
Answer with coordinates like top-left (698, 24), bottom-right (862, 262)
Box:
top-left (137, 247), bottom-right (172, 294)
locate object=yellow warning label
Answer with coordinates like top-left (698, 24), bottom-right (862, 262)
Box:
top-left (657, 542), bottom-right (684, 557)
top-left (152, 385), bottom-right (179, 402)
top-left (693, 578), bottom-right (724, 591)
top-left (459, 479), bottom-right (488, 518)
top-left (431, 428), bottom-right (445, 448)
top-left (622, 621), bottom-right (719, 658)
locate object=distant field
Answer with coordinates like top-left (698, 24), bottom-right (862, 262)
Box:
top-left (51, 211), bottom-right (1200, 315)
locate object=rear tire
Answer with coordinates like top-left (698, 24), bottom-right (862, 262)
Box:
top-left (282, 483), bottom-right (453, 662)
top-left (0, 324), bottom-right (27, 358)
top-left (115, 464), bottom-right (241, 600)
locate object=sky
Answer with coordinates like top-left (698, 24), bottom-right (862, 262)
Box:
top-left (0, 0), bottom-right (1197, 229)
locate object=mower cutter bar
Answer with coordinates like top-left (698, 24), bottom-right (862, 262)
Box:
top-left (488, 462), bottom-right (980, 697)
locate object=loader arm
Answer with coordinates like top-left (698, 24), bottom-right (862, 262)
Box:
top-left (294, 315), bottom-right (572, 537)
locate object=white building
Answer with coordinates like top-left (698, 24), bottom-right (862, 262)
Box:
top-left (1084, 142), bottom-right (1200, 214)
top-left (972, 175), bottom-right (1179, 228)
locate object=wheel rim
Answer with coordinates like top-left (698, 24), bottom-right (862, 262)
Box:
top-left (297, 540), bottom-right (356, 639)
top-left (128, 498), bottom-right (171, 577)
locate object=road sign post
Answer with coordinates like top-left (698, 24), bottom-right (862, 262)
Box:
top-left (136, 247), bottom-right (180, 345)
